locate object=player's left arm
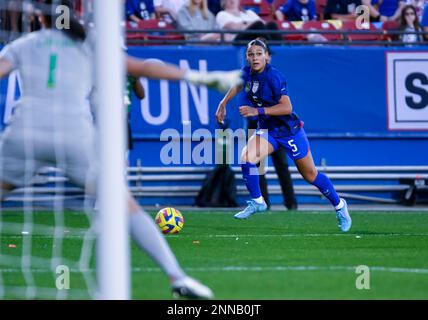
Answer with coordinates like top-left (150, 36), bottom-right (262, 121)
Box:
top-left (0, 58), bottom-right (14, 79)
top-left (263, 95), bottom-right (292, 116)
top-left (239, 95), bottom-right (292, 117)
top-left (264, 72), bottom-right (292, 116)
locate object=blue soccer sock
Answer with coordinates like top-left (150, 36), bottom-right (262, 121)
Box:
top-left (311, 172), bottom-right (341, 207)
top-left (241, 162), bottom-right (262, 199)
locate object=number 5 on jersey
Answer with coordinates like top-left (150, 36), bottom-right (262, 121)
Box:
top-left (288, 139), bottom-right (298, 153)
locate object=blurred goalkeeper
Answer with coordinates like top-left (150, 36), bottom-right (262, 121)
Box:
top-left (0, 0), bottom-right (242, 299)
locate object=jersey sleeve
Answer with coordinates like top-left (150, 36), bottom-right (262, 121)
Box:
top-left (270, 71), bottom-right (288, 100)
top-left (0, 40), bottom-right (20, 70)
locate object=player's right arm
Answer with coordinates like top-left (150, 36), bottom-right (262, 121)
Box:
top-left (0, 58), bottom-right (13, 79)
top-left (215, 84), bottom-right (243, 125)
top-left (0, 38), bottom-right (21, 80)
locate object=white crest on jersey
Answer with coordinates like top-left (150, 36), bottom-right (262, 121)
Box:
top-left (252, 81), bottom-right (259, 93)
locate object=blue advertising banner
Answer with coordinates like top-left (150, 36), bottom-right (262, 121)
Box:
top-left (126, 46), bottom-right (245, 135)
top-left (1, 45), bottom-right (428, 167)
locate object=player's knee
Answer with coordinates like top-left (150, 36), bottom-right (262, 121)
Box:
top-left (303, 168), bottom-right (318, 183)
top-left (246, 155), bottom-right (260, 164)
top-left (241, 153), bottom-right (258, 164)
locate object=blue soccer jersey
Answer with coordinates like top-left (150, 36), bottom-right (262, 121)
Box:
top-left (240, 64), bottom-right (302, 136)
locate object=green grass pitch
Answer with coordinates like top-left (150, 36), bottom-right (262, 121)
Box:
top-left (1, 209), bottom-right (428, 299)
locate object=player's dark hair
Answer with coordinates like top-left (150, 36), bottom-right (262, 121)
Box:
top-left (41, 0), bottom-right (86, 42)
top-left (247, 39), bottom-right (268, 52)
top-left (254, 37), bottom-right (272, 56)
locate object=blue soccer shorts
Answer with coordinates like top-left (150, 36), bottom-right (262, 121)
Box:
top-left (255, 127), bottom-right (310, 161)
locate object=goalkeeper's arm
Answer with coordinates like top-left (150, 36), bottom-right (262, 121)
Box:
top-left (126, 56), bottom-right (242, 93)
top-left (126, 56), bottom-right (185, 81)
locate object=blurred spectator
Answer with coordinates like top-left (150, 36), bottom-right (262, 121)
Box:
top-left (216, 0), bottom-right (282, 42)
top-left (399, 4), bottom-right (424, 43)
top-left (421, 3), bottom-right (428, 40)
top-left (154, 0), bottom-right (187, 22)
top-left (411, 0), bottom-right (426, 20)
top-left (5, 0), bottom-right (23, 37)
top-left (324, 0), bottom-right (362, 21)
top-left (177, 0), bottom-right (220, 41)
top-left (125, 0), bottom-right (156, 22)
top-left (74, 0), bottom-right (83, 18)
top-left (361, 0), bottom-right (405, 22)
top-left (1, 0), bottom-right (42, 41)
top-left (208, 0), bottom-right (223, 15)
top-left (275, 0), bottom-right (317, 22)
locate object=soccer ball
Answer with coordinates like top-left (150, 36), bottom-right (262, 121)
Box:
top-left (155, 207), bottom-right (184, 234)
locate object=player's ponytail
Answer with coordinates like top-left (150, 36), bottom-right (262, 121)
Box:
top-left (42, 0), bottom-right (86, 42)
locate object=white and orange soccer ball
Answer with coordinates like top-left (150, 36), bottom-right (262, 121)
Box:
top-left (155, 207), bottom-right (184, 234)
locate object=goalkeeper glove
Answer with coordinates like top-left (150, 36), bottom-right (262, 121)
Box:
top-left (184, 70), bottom-right (243, 93)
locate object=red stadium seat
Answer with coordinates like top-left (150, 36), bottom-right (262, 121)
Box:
top-left (126, 19), bottom-right (184, 45)
top-left (146, 34), bottom-right (185, 44)
top-left (276, 21), bottom-right (306, 41)
top-left (382, 20), bottom-right (399, 42)
top-left (316, 0), bottom-right (327, 20)
top-left (341, 21), bottom-right (381, 41)
top-left (259, 0), bottom-right (274, 18)
top-left (130, 19), bottom-right (176, 31)
top-left (240, 0), bottom-right (263, 15)
top-left (302, 20), bottom-right (341, 41)
top-left (240, 0), bottom-right (275, 18)
top-left (126, 22), bottom-right (145, 45)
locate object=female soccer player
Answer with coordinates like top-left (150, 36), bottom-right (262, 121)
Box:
top-left (215, 39), bottom-right (352, 232)
top-left (0, 0), bottom-right (240, 299)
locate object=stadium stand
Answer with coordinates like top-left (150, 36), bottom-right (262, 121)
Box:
top-left (275, 20), bottom-right (306, 41)
top-left (301, 20), bottom-right (342, 41)
top-left (341, 21), bottom-right (382, 42)
top-left (3, 166), bottom-right (428, 206)
top-left (240, 0), bottom-right (275, 18)
top-left (126, 19), bottom-right (185, 45)
top-left (315, 0), bottom-right (328, 20)
top-left (382, 19), bottom-right (400, 42)
top-left (240, 0), bottom-right (263, 15)
top-left (118, 0), bottom-right (427, 45)
top-left (128, 166), bottom-right (428, 205)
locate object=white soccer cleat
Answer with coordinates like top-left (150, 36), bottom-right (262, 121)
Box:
top-left (184, 70), bottom-right (243, 93)
top-left (172, 276), bottom-right (214, 300)
top-left (336, 198), bottom-right (352, 232)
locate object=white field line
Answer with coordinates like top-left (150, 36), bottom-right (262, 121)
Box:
top-left (3, 233), bottom-right (428, 239)
top-left (150, 208), bottom-right (428, 213)
top-left (166, 233), bottom-right (428, 238)
top-left (1, 265), bottom-right (428, 274)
